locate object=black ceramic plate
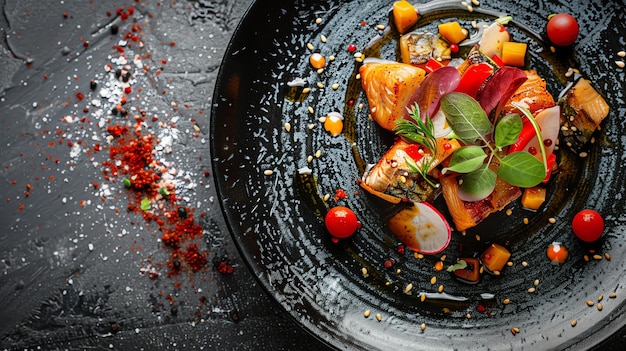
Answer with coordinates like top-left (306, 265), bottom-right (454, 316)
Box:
top-left (211, 0), bottom-right (626, 349)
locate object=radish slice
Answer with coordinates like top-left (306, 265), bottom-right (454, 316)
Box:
top-left (386, 202), bottom-right (451, 254)
top-left (522, 105), bottom-right (560, 161)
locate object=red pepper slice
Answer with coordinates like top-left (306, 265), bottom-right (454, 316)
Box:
top-left (423, 57), bottom-right (445, 74)
top-left (455, 62), bottom-right (494, 98)
top-left (508, 119), bottom-right (538, 154)
top-left (404, 143), bottom-right (425, 162)
top-left (491, 54), bottom-right (505, 68)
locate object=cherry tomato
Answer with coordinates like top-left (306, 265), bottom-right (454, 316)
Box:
top-left (325, 206), bottom-right (361, 239)
top-left (572, 209), bottom-right (604, 242)
top-left (546, 13), bottom-right (579, 47)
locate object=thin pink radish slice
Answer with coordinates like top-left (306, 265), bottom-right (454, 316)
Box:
top-left (521, 105), bottom-right (560, 161)
top-left (386, 201), bottom-right (451, 254)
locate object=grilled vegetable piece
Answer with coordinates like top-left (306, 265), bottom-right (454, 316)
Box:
top-left (400, 32), bottom-right (451, 65)
top-left (559, 78), bottom-right (610, 152)
top-left (521, 186), bottom-right (547, 210)
top-left (360, 60), bottom-right (426, 130)
top-left (451, 258), bottom-right (481, 284)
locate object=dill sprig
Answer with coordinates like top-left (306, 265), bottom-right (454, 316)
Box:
top-left (393, 103), bottom-right (438, 187)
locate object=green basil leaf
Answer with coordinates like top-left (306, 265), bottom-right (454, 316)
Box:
top-left (441, 92), bottom-right (492, 145)
top-left (497, 152), bottom-right (546, 187)
top-left (458, 165), bottom-right (497, 202)
top-left (494, 113), bottom-right (522, 149)
top-left (442, 146), bottom-right (487, 174)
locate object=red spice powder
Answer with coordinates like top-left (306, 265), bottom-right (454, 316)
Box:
top-left (103, 120), bottom-right (209, 276)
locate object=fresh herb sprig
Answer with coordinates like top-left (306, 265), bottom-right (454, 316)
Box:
top-left (440, 92), bottom-right (547, 200)
top-left (393, 103), bottom-right (438, 188)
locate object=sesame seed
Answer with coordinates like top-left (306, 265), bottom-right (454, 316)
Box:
top-left (361, 267), bottom-right (368, 276)
top-left (616, 60), bottom-right (625, 68)
top-left (506, 208), bottom-right (513, 216)
top-left (584, 255), bottom-right (590, 262)
top-left (328, 55), bottom-right (335, 61)
top-left (548, 217), bottom-right (556, 224)
top-left (376, 24), bottom-right (385, 30)
top-left (534, 279), bottom-right (540, 286)
top-left (507, 261), bottom-right (513, 267)
top-left (331, 83), bottom-right (339, 90)
top-left (307, 106), bottom-right (314, 114)
top-left (396, 268), bottom-right (401, 274)
top-left (609, 293), bottom-right (617, 298)
top-left (302, 87), bottom-right (311, 94)
top-left (315, 150), bottom-right (322, 158)
top-left (420, 293), bottom-right (426, 302)
top-left (320, 34), bottom-right (327, 43)
top-left (598, 294), bottom-right (603, 302)
top-left (522, 261), bottom-right (529, 267)
top-left (430, 276), bottom-right (437, 284)
top-left (308, 124), bottom-right (315, 129)
top-left (571, 319), bottom-right (577, 327)
top-left (323, 194), bottom-right (330, 201)
top-left (472, 0), bottom-right (480, 5)
top-left (363, 309), bottom-right (371, 318)
top-left (511, 327), bottom-right (520, 335)
top-left (375, 313), bottom-right (382, 321)
top-left (528, 287), bottom-right (536, 293)
top-left (593, 254), bottom-right (603, 260)
top-left (316, 82), bottom-right (324, 89)
top-left (284, 122), bottom-right (291, 132)
top-left (503, 298), bottom-right (510, 305)
top-left (550, 46), bottom-right (556, 53)
top-left (404, 283), bottom-right (413, 294)
top-left (587, 300), bottom-right (595, 307)
top-left (493, 270), bottom-right (501, 276)
top-left (420, 323), bottom-right (426, 331)
top-left (605, 253), bottom-right (611, 260)
top-left (438, 285), bottom-right (444, 293)
top-left (618, 50), bottom-right (626, 57)
top-left (307, 155), bottom-right (313, 163)
top-left (306, 43), bottom-right (314, 50)
top-left (597, 303), bottom-right (603, 311)
top-left (263, 170), bottom-right (274, 176)
top-left (523, 217), bottom-right (529, 225)
top-left (440, 255), bottom-right (447, 262)
top-left (466, 313), bottom-right (472, 319)
top-left (317, 68), bottom-right (324, 74)
top-left (461, 1), bottom-right (468, 6)
top-left (475, 234), bottom-right (481, 241)
top-left (358, 103), bottom-right (364, 110)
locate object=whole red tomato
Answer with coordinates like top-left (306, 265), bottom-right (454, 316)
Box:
top-left (546, 13), bottom-right (579, 46)
top-left (572, 209), bottom-right (604, 242)
top-left (325, 206), bottom-right (361, 239)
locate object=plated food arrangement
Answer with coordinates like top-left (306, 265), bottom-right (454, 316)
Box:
top-left (211, 0), bottom-right (624, 349)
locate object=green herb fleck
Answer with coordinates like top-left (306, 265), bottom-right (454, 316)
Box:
top-left (123, 178), bottom-right (132, 188)
top-left (159, 187), bottom-right (170, 196)
top-left (447, 259), bottom-right (468, 272)
top-left (140, 197), bottom-right (151, 211)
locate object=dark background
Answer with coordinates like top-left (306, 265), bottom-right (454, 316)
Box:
top-left (0, 0), bottom-right (623, 350)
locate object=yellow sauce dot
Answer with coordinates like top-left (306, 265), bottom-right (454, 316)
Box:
top-left (323, 112), bottom-right (343, 136)
top-left (309, 53), bottom-right (326, 69)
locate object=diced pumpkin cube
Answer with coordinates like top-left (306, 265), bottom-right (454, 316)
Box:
top-left (480, 243), bottom-right (511, 274)
top-left (393, 0), bottom-right (419, 34)
top-left (521, 186), bottom-right (547, 210)
top-left (438, 22), bottom-right (468, 44)
top-left (501, 42), bottom-right (527, 67)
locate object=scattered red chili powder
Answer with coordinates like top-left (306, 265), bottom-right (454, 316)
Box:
top-left (334, 188), bottom-right (348, 201)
